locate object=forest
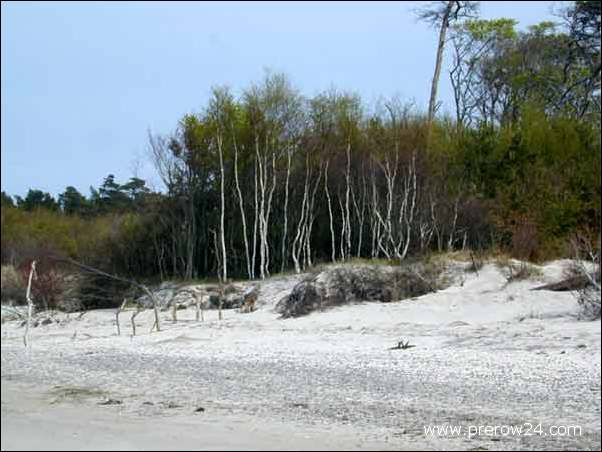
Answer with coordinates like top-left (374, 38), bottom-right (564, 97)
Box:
top-left (1, 1), bottom-right (600, 310)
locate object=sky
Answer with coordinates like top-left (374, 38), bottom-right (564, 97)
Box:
top-left (1, 1), bottom-right (567, 198)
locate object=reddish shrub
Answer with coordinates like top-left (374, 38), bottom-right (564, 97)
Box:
top-left (511, 216), bottom-right (539, 261)
top-left (18, 258), bottom-right (64, 310)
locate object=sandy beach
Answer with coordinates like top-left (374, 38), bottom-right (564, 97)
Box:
top-left (2, 262), bottom-right (601, 450)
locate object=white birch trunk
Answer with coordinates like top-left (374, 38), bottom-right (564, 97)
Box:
top-left (447, 197), bottom-right (460, 251)
top-left (232, 131), bottom-right (252, 279)
top-left (255, 137), bottom-right (266, 279)
top-left (303, 162), bottom-right (323, 268)
top-left (344, 140), bottom-right (352, 259)
top-left (401, 153), bottom-right (418, 260)
top-left (292, 155), bottom-right (310, 273)
top-left (352, 170), bottom-right (367, 258)
top-left (338, 196), bottom-right (346, 260)
top-left (324, 160), bottom-right (336, 263)
top-left (280, 146), bottom-right (292, 272)
top-left (252, 156), bottom-right (259, 279)
top-left (217, 133), bottom-right (228, 282)
top-left (262, 151), bottom-right (277, 278)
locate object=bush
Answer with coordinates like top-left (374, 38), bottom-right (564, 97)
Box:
top-left (72, 272), bottom-right (138, 311)
top-left (16, 258), bottom-right (64, 310)
top-left (497, 259), bottom-right (542, 283)
top-left (569, 232), bottom-right (601, 320)
top-left (1, 265), bottom-right (25, 305)
top-left (276, 262), bottom-right (445, 318)
top-left (576, 287), bottom-right (601, 320)
top-left (511, 217), bottom-right (539, 261)
top-left (465, 250), bottom-right (486, 274)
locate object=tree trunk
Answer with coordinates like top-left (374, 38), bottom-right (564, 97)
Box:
top-left (233, 136), bottom-right (251, 280)
top-left (292, 154), bottom-right (310, 273)
top-left (280, 146), bottom-right (292, 272)
top-left (447, 197), bottom-right (460, 251)
top-left (344, 140), bottom-right (352, 259)
top-left (400, 153), bottom-right (418, 260)
top-left (262, 151), bottom-right (277, 278)
top-left (252, 156), bottom-right (259, 279)
top-left (255, 137), bottom-right (267, 279)
top-left (185, 186), bottom-right (196, 280)
top-left (217, 133), bottom-right (228, 282)
top-left (218, 284), bottom-right (224, 321)
top-left (324, 160), bottom-right (336, 263)
top-left (303, 161), bottom-right (323, 269)
top-left (428, 0), bottom-right (454, 124)
top-left (352, 170), bottom-right (367, 258)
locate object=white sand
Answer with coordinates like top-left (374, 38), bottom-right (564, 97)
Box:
top-left (1, 261), bottom-right (600, 450)
top-left (1, 380), bottom-right (393, 451)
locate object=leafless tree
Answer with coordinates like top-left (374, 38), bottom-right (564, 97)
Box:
top-left (416, 1), bottom-right (480, 124)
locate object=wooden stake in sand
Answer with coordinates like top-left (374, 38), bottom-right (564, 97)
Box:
top-left (23, 260), bottom-right (37, 348)
top-left (131, 305), bottom-right (142, 337)
top-left (115, 298), bottom-right (128, 336)
top-left (195, 294), bottom-right (204, 322)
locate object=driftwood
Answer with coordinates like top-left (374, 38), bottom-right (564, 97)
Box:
top-left (57, 256), bottom-right (161, 332)
top-left (115, 298), bottom-right (128, 336)
top-left (532, 275), bottom-right (591, 292)
top-left (389, 339), bottom-right (415, 351)
top-left (239, 297), bottom-right (257, 313)
top-left (239, 287), bottom-right (259, 313)
top-left (218, 284), bottom-right (224, 321)
top-left (171, 298), bottom-right (178, 323)
top-left (469, 251), bottom-right (481, 276)
top-left (167, 288), bottom-right (206, 322)
top-left (23, 260), bottom-right (37, 347)
top-left (131, 306), bottom-right (142, 336)
top-left (195, 294), bottom-right (204, 322)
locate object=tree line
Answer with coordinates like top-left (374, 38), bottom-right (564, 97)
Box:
top-left (1, 2), bottom-right (600, 292)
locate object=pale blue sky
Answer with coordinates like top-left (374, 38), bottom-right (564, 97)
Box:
top-left (1, 1), bottom-right (565, 198)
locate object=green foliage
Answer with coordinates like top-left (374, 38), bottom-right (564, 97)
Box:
top-left (16, 189), bottom-right (59, 212)
top-left (457, 104), bottom-right (601, 258)
top-left (463, 18), bottom-right (518, 40)
top-left (58, 186), bottom-right (88, 215)
top-left (451, 11), bottom-right (600, 125)
top-left (1, 191), bottom-right (15, 208)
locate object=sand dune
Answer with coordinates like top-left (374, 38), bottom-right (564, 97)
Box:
top-left (2, 262), bottom-right (600, 450)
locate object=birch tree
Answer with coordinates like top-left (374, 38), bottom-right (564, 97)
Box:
top-left (207, 88), bottom-right (231, 283)
top-left (244, 72), bottom-right (303, 277)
